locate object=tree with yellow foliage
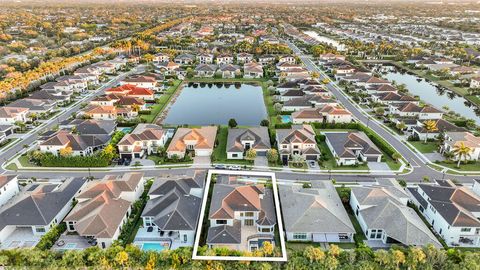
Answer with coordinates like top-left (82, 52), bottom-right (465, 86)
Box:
top-left (59, 146), bottom-right (73, 157)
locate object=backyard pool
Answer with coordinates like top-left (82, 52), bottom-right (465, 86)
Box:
top-left (164, 83), bottom-right (268, 125)
top-left (142, 242), bottom-right (169, 251)
top-left (281, 115), bottom-right (292, 123)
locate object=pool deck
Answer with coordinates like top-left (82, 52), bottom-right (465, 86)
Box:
top-left (52, 233), bottom-right (95, 251)
top-left (133, 227), bottom-right (193, 250)
top-left (0, 228), bottom-right (40, 249)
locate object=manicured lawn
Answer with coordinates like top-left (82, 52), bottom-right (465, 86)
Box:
top-left (19, 155), bottom-right (36, 167)
top-left (211, 126), bottom-right (253, 165)
top-left (410, 141), bottom-right (439, 153)
top-left (140, 80), bottom-right (182, 123)
top-left (289, 162), bottom-right (307, 170)
top-left (146, 154), bottom-right (193, 165)
top-left (435, 160), bottom-right (480, 171)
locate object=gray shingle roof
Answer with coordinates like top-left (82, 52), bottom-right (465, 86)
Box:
top-left (226, 127), bottom-right (271, 153)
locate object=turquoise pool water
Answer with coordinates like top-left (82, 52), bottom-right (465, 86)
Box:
top-left (281, 115), bottom-right (292, 123)
top-left (142, 242), bottom-right (166, 251)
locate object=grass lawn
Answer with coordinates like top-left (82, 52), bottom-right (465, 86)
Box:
top-left (211, 126), bottom-right (253, 165)
top-left (140, 80), bottom-right (182, 123)
top-left (0, 138), bottom-right (17, 150)
top-left (435, 160), bottom-right (480, 171)
top-left (410, 141), bottom-right (439, 153)
top-left (18, 155), bottom-right (36, 167)
top-left (289, 162), bottom-right (307, 170)
top-left (146, 154), bottom-right (193, 165)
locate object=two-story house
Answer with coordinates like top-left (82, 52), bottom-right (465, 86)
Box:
top-left (117, 124), bottom-right (168, 159)
top-left (226, 127), bottom-right (271, 159)
top-left (324, 131), bottom-right (383, 166)
top-left (276, 125), bottom-right (321, 165)
top-left (166, 126), bottom-right (217, 159)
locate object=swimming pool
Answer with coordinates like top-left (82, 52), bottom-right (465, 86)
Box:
top-left (142, 242), bottom-right (167, 251)
top-left (281, 115), bottom-right (292, 123)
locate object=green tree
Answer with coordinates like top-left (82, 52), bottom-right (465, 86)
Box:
top-left (452, 142), bottom-right (472, 168)
top-left (245, 149), bottom-right (257, 161)
top-left (228, 118), bottom-right (238, 128)
top-left (266, 149), bottom-right (279, 164)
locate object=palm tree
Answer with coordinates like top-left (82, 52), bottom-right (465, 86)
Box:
top-left (452, 142), bottom-right (472, 168)
top-left (423, 120), bottom-right (438, 143)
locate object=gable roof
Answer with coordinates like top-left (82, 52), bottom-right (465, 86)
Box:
top-left (226, 127), bottom-right (271, 153)
top-left (325, 132), bottom-right (382, 158)
top-left (167, 126), bottom-right (217, 153)
top-left (276, 124), bottom-right (316, 145)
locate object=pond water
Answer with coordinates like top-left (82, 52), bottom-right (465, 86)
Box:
top-left (380, 67), bottom-right (480, 125)
top-left (304, 31), bottom-right (346, 51)
top-left (163, 83), bottom-right (268, 126)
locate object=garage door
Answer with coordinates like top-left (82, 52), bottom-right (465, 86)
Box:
top-left (366, 156), bottom-right (379, 162)
top-left (257, 151), bottom-right (267, 156)
top-left (306, 155), bottom-right (318, 160)
top-left (312, 234), bottom-right (326, 242)
top-left (195, 150), bottom-right (211, 157)
top-left (121, 153), bottom-right (132, 159)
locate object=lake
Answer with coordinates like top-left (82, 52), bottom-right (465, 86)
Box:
top-left (304, 31), bottom-right (346, 51)
top-left (381, 68), bottom-right (480, 125)
top-left (163, 83), bottom-right (268, 126)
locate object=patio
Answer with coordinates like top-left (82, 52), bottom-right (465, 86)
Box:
top-left (0, 228), bottom-right (40, 249)
top-left (133, 227), bottom-right (191, 250)
top-left (52, 233), bottom-right (95, 251)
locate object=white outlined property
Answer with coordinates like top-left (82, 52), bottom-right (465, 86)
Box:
top-left (192, 170), bottom-right (288, 262)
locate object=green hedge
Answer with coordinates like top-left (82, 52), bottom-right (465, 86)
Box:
top-left (39, 154), bottom-right (111, 167)
top-left (274, 123), bottom-right (292, 129)
top-left (35, 223), bottom-right (66, 250)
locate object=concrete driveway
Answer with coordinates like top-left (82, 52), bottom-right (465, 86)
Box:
top-left (367, 162), bottom-right (390, 173)
top-left (194, 156), bottom-right (211, 165)
top-left (254, 156), bottom-right (268, 167)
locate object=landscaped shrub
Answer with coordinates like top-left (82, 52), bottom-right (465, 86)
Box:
top-left (315, 134), bottom-right (326, 143)
top-left (39, 153), bottom-right (111, 167)
top-left (35, 223), bottom-right (66, 250)
top-left (274, 123), bottom-right (292, 129)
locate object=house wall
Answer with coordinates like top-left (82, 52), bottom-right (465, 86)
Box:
top-left (0, 178), bottom-right (19, 207)
top-left (227, 151), bottom-right (244, 159)
top-left (210, 219), bottom-right (234, 227)
top-left (0, 226), bottom-right (16, 244)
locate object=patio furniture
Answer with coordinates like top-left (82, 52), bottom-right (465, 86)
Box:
top-left (56, 240), bottom-right (65, 247)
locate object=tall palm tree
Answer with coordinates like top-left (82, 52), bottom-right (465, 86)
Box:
top-left (423, 120), bottom-right (438, 143)
top-left (452, 142), bottom-right (472, 168)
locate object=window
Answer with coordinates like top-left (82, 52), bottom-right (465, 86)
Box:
top-left (35, 227), bottom-right (46, 233)
top-left (261, 228), bottom-right (271, 233)
top-left (244, 219), bottom-right (254, 226)
top-left (245, 212), bottom-right (254, 217)
top-left (184, 234), bottom-right (187, 242)
top-left (369, 229), bottom-right (383, 239)
top-left (232, 154), bottom-right (238, 158)
top-left (293, 233), bottom-right (307, 240)
top-left (461, 228), bottom-right (472, 233)
top-left (216, 220), bottom-right (227, 225)
top-left (68, 222), bottom-right (75, 231)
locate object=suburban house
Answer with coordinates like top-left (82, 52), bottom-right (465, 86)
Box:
top-left (226, 127), bottom-right (271, 159)
top-left (351, 179), bottom-right (441, 248)
top-left (120, 75), bottom-right (157, 90)
top-left (291, 105), bottom-right (352, 124)
top-left (388, 103), bottom-right (443, 120)
top-left (174, 53), bottom-right (195, 65)
top-left (39, 130), bottom-right (109, 156)
top-left (0, 107), bottom-right (29, 124)
top-left (324, 132), bottom-right (383, 165)
top-left (258, 55), bottom-right (276, 65)
top-left (6, 99), bottom-right (56, 116)
top-left (279, 182), bottom-right (355, 243)
top-left (236, 52), bottom-right (254, 64)
top-left (411, 119), bottom-right (467, 141)
top-left (408, 180), bottom-right (480, 247)
top-left (197, 53), bottom-right (214, 64)
top-left (440, 132), bottom-right (480, 161)
top-left (64, 173), bottom-right (145, 249)
top-left (0, 175), bottom-right (19, 207)
top-left (117, 124), bottom-right (168, 159)
top-left (58, 119), bottom-right (116, 139)
top-left (278, 55), bottom-right (296, 64)
top-left (276, 124), bottom-right (321, 164)
top-left (166, 126), bottom-right (217, 159)
top-left (0, 178), bottom-right (86, 249)
top-left (138, 170), bottom-right (206, 249)
top-left (216, 54), bottom-right (234, 65)
top-left (154, 61), bottom-right (180, 76)
top-left (105, 84), bottom-right (155, 101)
top-left (243, 62), bottom-right (264, 78)
top-left (371, 92), bottom-right (418, 105)
top-left (153, 53), bottom-right (170, 63)
top-left (207, 176), bottom-right (276, 252)
top-left (195, 64), bottom-right (217, 77)
top-left (470, 77), bottom-right (480, 88)
top-left (218, 64), bottom-right (240, 78)
top-left (83, 105), bottom-right (137, 120)
top-left (0, 125), bottom-right (13, 144)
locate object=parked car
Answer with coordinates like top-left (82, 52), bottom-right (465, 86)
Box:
top-left (214, 165), bottom-right (226, 170)
top-left (229, 165), bottom-right (241, 170)
top-left (307, 160), bottom-right (316, 168)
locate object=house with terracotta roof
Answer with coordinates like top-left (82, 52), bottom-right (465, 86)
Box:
top-left (64, 173), bottom-right (145, 249)
top-left (324, 131), bottom-right (383, 165)
top-left (279, 181), bottom-right (355, 243)
top-left (292, 105), bottom-right (352, 124)
top-left (351, 179), bottom-right (441, 248)
top-left (166, 126), bottom-right (217, 159)
top-left (388, 102), bottom-right (443, 120)
top-left (83, 105), bottom-right (137, 120)
top-left (226, 127), bottom-right (271, 159)
top-left (408, 180), bottom-right (480, 247)
top-left (276, 125), bottom-right (320, 165)
top-left (0, 178), bottom-right (86, 249)
top-left (0, 107), bottom-right (29, 124)
top-left (206, 176), bottom-right (276, 252)
top-left (120, 75), bottom-right (157, 90)
top-left (117, 124), bottom-right (168, 159)
top-left (471, 77), bottom-right (480, 89)
top-left (106, 84), bottom-right (155, 101)
top-left (39, 130), bottom-right (109, 157)
top-left (440, 132), bottom-right (480, 161)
